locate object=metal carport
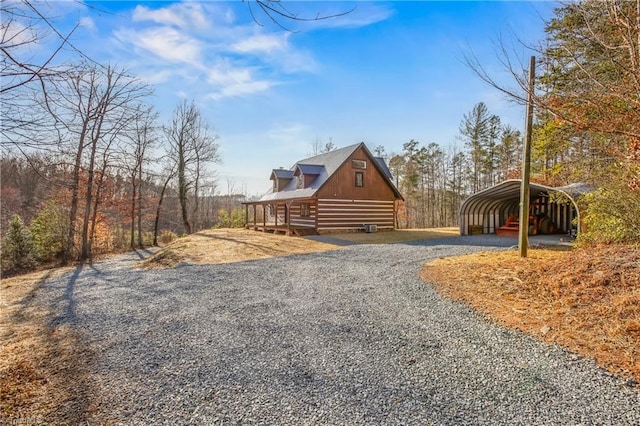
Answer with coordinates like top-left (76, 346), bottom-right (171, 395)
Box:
top-left (459, 180), bottom-right (590, 236)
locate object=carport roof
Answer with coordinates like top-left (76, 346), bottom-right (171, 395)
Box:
top-left (467, 180), bottom-right (589, 201)
top-left (460, 179), bottom-right (590, 219)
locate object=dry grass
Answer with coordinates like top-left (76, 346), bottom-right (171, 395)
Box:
top-left (421, 244), bottom-right (640, 384)
top-left (140, 228), bottom-right (461, 269)
top-left (0, 266), bottom-right (96, 424)
top-left (139, 228), bottom-right (340, 268)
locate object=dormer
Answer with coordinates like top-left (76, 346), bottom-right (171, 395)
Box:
top-left (293, 164), bottom-right (324, 189)
top-left (270, 168), bottom-right (294, 192)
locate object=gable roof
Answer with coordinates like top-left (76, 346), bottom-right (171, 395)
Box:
top-left (270, 168), bottom-right (294, 180)
top-left (259, 142), bottom-right (402, 202)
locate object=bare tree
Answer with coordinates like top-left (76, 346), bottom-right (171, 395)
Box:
top-left (46, 63), bottom-right (151, 261)
top-left (1, 1), bottom-right (96, 154)
top-left (121, 105), bottom-right (158, 248)
top-left (1, 1), bottom-right (82, 94)
top-left (311, 137), bottom-right (337, 155)
top-left (164, 100), bottom-right (220, 235)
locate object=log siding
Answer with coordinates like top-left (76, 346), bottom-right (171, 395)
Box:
top-left (317, 199), bottom-right (395, 231)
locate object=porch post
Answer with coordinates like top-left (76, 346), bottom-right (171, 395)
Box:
top-left (253, 204), bottom-right (257, 230)
top-left (244, 204), bottom-right (249, 229)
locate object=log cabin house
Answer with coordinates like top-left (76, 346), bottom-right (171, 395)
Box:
top-left (242, 143), bottom-right (403, 235)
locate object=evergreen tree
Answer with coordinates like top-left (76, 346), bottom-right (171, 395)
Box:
top-left (459, 102), bottom-right (491, 193)
top-left (1, 215), bottom-right (37, 275)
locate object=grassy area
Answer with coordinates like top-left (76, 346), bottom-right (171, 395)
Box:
top-left (422, 244), bottom-right (640, 384)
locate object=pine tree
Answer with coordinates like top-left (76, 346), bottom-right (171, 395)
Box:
top-left (1, 215), bottom-right (37, 275)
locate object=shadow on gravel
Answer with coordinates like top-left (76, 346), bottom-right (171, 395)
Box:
top-left (42, 263), bottom-right (96, 424)
top-left (132, 248), bottom-right (156, 259)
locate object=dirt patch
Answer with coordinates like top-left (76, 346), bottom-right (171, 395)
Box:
top-left (421, 244), bottom-right (640, 384)
top-left (0, 267), bottom-right (97, 424)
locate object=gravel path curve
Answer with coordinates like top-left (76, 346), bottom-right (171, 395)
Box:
top-left (39, 236), bottom-right (640, 425)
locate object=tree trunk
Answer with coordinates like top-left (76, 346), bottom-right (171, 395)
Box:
top-left (153, 172), bottom-right (173, 246)
top-left (130, 172), bottom-right (137, 249)
top-left (137, 166), bottom-right (143, 248)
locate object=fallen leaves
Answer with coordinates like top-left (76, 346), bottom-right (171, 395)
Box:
top-left (422, 244), bottom-right (640, 383)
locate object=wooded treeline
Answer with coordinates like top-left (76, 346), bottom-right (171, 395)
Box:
top-left (384, 102), bottom-right (523, 229)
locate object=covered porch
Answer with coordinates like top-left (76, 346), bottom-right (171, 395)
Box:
top-left (241, 198), bottom-right (317, 236)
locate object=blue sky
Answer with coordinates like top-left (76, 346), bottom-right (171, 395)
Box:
top-left (35, 1), bottom-right (554, 196)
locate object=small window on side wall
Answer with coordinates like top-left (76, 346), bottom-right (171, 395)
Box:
top-left (300, 203), bottom-right (310, 217)
top-left (355, 172), bottom-right (364, 187)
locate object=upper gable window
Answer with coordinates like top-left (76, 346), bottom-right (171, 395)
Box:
top-left (352, 160), bottom-right (367, 169)
top-left (355, 172), bottom-right (364, 187)
top-left (297, 175), bottom-right (304, 189)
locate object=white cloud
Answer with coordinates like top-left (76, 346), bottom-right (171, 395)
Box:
top-left (231, 34), bottom-right (287, 54)
top-left (132, 3), bottom-right (209, 30)
top-left (116, 27), bottom-right (202, 65)
top-left (228, 33), bottom-right (316, 73)
top-left (206, 64), bottom-right (276, 100)
top-left (133, 5), bottom-right (185, 27)
top-left (209, 80), bottom-right (275, 100)
top-left (2, 20), bottom-right (34, 47)
top-left (285, 3), bottom-right (395, 30)
top-left (109, 2), bottom-right (319, 102)
top-left (328, 4), bottom-right (394, 28)
top-left (79, 16), bottom-right (96, 31)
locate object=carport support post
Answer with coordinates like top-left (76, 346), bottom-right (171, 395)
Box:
top-left (519, 55), bottom-right (535, 258)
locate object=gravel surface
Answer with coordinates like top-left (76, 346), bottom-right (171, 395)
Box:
top-left (38, 236), bottom-right (640, 425)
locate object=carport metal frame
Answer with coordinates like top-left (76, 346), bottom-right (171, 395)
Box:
top-left (458, 180), bottom-right (588, 236)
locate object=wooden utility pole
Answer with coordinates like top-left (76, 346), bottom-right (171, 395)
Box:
top-left (519, 56), bottom-right (536, 257)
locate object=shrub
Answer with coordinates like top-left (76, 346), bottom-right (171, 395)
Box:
top-left (214, 208), bottom-right (245, 228)
top-left (578, 182), bottom-right (640, 245)
top-left (158, 230), bottom-right (178, 245)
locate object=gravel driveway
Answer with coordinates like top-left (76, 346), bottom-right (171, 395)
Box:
top-left (39, 236), bottom-right (639, 425)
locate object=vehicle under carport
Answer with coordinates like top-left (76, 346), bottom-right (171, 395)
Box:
top-left (459, 179), bottom-right (590, 237)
